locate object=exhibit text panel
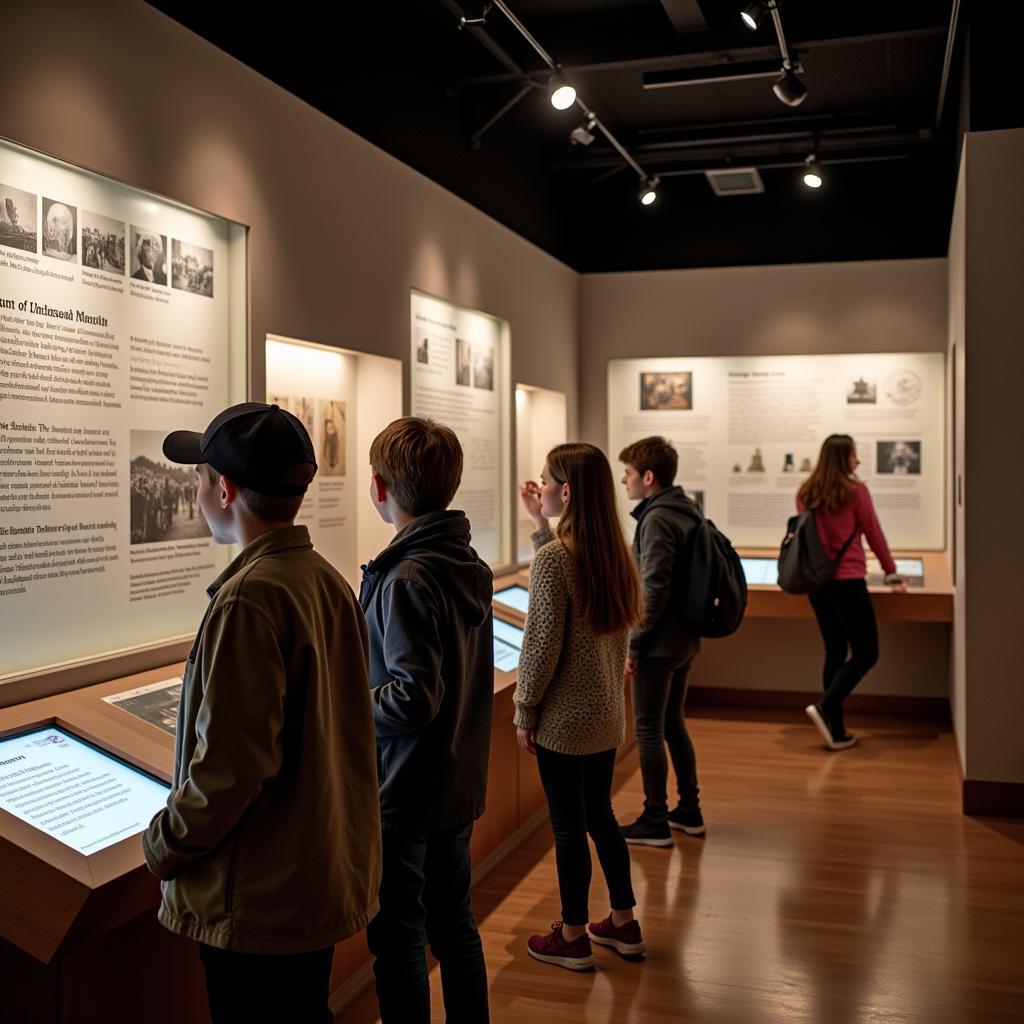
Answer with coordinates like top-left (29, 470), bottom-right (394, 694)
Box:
top-left (609, 352), bottom-right (945, 549)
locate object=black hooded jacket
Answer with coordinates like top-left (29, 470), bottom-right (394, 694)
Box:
top-left (359, 510), bottom-right (494, 831)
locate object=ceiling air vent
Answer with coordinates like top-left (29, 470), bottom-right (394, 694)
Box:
top-left (705, 167), bottom-right (765, 196)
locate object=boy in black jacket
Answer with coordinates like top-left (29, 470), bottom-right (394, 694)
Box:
top-left (361, 416), bottom-right (494, 1024)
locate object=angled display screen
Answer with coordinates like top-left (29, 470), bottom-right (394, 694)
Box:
top-left (0, 726), bottom-right (170, 855)
top-left (740, 557), bottom-right (779, 586)
top-left (494, 585), bottom-right (529, 613)
top-left (493, 637), bottom-right (519, 672)
top-left (494, 618), bottom-right (525, 650)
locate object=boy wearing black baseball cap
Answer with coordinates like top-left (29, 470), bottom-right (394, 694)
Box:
top-left (142, 402), bottom-right (381, 1023)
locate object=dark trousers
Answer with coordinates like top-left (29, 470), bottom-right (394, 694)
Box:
top-left (535, 745), bottom-right (636, 926)
top-left (199, 943), bottom-right (334, 1024)
top-left (366, 821), bottom-right (489, 1024)
top-left (631, 650), bottom-right (701, 820)
top-left (809, 578), bottom-right (879, 737)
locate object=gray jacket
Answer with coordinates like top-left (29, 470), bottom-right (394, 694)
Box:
top-left (629, 486), bottom-right (702, 660)
top-left (142, 526), bottom-right (382, 954)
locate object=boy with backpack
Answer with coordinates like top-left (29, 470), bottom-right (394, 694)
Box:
top-left (618, 436), bottom-right (707, 846)
top-left (360, 417), bottom-right (494, 1023)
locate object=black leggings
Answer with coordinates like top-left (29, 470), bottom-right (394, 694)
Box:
top-left (535, 745), bottom-right (636, 926)
top-left (809, 578), bottom-right (879, 736)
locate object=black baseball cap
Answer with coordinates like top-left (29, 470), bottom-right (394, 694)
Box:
top-left (163, 402), bottom-right (317, 496)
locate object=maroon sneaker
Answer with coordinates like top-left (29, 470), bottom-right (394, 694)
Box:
top-left (527, 922), bottom-right (596, 971)
top-left (587, 915), bottom-right (646, 959)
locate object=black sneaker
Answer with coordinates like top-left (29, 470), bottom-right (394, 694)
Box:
top-left (620, 814), bottom-right (673, 847)
top-left (667, 807), bottom-right (705, 836)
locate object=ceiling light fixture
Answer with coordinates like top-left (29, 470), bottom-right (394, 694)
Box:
top-left (549, 73), bottom-right (577, 110)
top-left (639, 178), bottom-right (660, 206)
top-left (773, 65), bottom-right (808, 106)
top-left (740, 2), bottom-right (764, 30)
top-left (570, 116), bottom-right (597, 146)
top-left (802, 155), bottom-right (823, 189)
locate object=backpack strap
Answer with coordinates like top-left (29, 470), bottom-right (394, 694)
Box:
top-left (814, 509), bottom-right (859, 565)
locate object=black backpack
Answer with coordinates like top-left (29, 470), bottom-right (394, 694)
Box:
top-left (777, 510), bottom-right (858, 595)
top-left (677, 504), bottom-right (748, 638)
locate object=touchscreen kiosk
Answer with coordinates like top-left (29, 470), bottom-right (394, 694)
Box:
top-left (0, 726), bottom-right (170, 855)
top-left (494, 585), bottom-right (530, 614)
top-left (493, 619), bottom-right (526, 672)
top-left (866, 557), bottom-right (925, 587)
top-left (740, 557), bottom-right (779, 586)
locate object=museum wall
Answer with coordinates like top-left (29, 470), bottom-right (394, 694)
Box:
top-left (580, 259), bottom-right (950, 701)
top-left (0, 0), bottom-right (580, 554)
top-left (959, 128), bottom-right (1024, 788)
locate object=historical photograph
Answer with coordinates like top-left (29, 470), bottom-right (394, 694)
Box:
top-left (876, 440), bottom-right (922, 475)
top-left (130, 430), bottom-right (210, 545)
top-left (0, 183), bottom-right (37, 253)
top-left (416, 337), bottom-right (430, 364)
top-left (318, 399), bottom-right (346, 477)
top-left (472, 345), bottom-right (494, 391)
top-left (455, 336), bottom-right (472, 387)
top-left (267, 394), bottom-right (290, 411)
top-left (293, 395), bottom-right (316, 438)
top-left (847, 376), bottom-right (877, 404)
top-left (41, 197), bottom-right (77, 261)
top-left (130, 226), bottom-right (167, 284)
top-left (640, 371), bottom-right (692, 411)
top-left (171, 239), bottom-right (214, 297)
top-left (82, 210), bottom-right (125, 275)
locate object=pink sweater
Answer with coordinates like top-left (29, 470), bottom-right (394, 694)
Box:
top-left (797, 482), bottom-right (896, 581)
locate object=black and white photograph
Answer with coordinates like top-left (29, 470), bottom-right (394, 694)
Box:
top-left (293, 395), bottom-right (316, 438)
top-left (130, 430), bottom-right (210, 545)
top-left (172, 239), bottom-right (214, 297)
top-left (455, 336), bottom-right (472, 387)
top-left (267, 393), bottom-right (290, 411)
top-left (82, 210), bottom-right (125, 275)
top-left (0, 183), bottom-right (37, 253)
top-left (640, 371), bottom-right (692, 411)
top-left (318, 399), bottom-right (346, 477)
top-left (41, 197), bottom-right (77, 262)
top-left (416, 337), bottom-right (430, 364)
top-left (130, 225), bottom-right (167, 284)
top-left (472, 345), bottom-right (494, 391)
top-left (876, 440), bottom-right (922, 475)
top-left (847, 376), bottom-right (877, 404)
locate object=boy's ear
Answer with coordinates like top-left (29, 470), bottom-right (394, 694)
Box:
top-left (371, 472), bottom-right (388, 504)
top-left (219, 473), bottom-right (239, 509)
top-left (642, 469), bottom-right (657, 487)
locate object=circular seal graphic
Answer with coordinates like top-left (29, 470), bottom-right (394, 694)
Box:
top-left (885, 369), bottom-right (922, 406)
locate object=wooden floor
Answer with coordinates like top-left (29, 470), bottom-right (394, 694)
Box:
top-left (342, 709), bottom-right (1024, 1023)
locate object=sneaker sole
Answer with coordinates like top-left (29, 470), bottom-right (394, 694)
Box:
top-left (804, 704), bottom-right (835, 747)
top-left (668, 821), bottom-right (706, 836)
top-left (527, 947), bottom-right (596, 971)
top-left (828, 735), bottom-right (857, 750)
top-left (587, 929), bottom-right (646, 960)
top-left (622, 834), bottom-right (674, 847)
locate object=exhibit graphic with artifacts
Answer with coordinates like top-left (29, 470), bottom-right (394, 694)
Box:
top-left (266, 334), bottom-right (401, 588)
top-left (609, 352), bottom-right (945, 549)
top-left (0, 139), bottom-right (246, 688)
top-left (411, 291), bottom-right (511, 566)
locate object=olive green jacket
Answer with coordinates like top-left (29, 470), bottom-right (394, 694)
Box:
top-left (142, 526), bottom-right (381, 954)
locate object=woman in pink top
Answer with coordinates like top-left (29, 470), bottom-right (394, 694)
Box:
top-left (797, 434), bottom-right (904, 750)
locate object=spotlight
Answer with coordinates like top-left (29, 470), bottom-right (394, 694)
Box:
top-left (740, 2), bottom-right (764, 30)
top-left (570, 116), bottom-right (597, 146)
top-left (772, 66), bottom-right (807, 107)
top-left (639, 177), bottom-right (659, 206)
top-left (802, 156), bottom-right (823, 189)
top-left (549, 74), bottom-right (577, 110)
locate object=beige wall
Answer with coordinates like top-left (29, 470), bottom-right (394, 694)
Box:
top-left (1, 0), bottom-right (580, 567)
top-left (959, 129), bottom-right (1024, 786)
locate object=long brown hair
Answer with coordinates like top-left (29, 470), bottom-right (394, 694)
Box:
top-left (797, 434), bottom-right (859, 514)
top-left (546, 443), bottom-right (643, 635)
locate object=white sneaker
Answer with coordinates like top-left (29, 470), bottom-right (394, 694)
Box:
top-left (805, 704), bottom-right (856, 750)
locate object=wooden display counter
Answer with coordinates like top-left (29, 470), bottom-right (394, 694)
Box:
top-left (0, 582), bottom-right (619, 1021)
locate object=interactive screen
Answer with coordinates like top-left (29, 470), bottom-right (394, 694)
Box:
top-left (494, 619), bottom-right (525, 650)
top-left (493, 638), bottom-right (519, 673)
top-left (866, 557), bottom-right (924, 587)
top-left (740, 558), bottom-right (779, 586)
top-left (0, 726), bottom-right (170, 855)
top-left (494, 585), bottom-right (529, 614)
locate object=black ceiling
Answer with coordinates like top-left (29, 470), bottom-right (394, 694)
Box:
top-left (144, 1), bottom-right (1019, 273)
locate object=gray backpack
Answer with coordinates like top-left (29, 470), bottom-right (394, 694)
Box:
top-left (777, 511), bottom-right (858, 595)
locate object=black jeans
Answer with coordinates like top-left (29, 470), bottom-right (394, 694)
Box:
top-left (631, 650), bottom-right (700, 821)
top-left (809, 578), bottom-right (879, 737)
top-left (535, 744), bottom-right (636, 927)
top-left (366, 821), bottom-right (489, 1024)
top-left (199, 943), bottom-right (334, 1024)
